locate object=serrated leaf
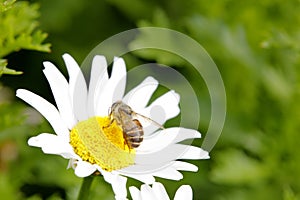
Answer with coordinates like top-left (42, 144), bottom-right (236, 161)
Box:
top-left (0, 66), bottom-right (23, 76)
top-left (0, 1), bottom-right (51, 57)
top-left (0, 59), bottom-right (22, 77)
top-left (0, 0), bottom-right (16, 12)
top-left (0, 0), bottom-right (50, 76)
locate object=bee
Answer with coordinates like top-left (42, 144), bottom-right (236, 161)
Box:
top-left (108, 100), bottom-right (164, 149)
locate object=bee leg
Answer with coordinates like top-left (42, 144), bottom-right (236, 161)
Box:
top-left (123, 133), bottom-right (132, 152)
top-left (103, 118), bottom-right (115, 129)
top-left (124, 140), bottom-right (129, 152)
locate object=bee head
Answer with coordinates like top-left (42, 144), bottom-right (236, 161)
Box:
top-left (110, 101), bottom-right (133, 115)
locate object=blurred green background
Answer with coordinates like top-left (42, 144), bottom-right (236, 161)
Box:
top-left (1, 0), bottom-right (300, 199)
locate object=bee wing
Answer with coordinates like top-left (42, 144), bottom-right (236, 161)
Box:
top-left (132, 112), bottom-right (165, 130)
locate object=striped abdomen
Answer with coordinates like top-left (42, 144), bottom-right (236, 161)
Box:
top-left (123, 119), bottom-right (144, 149)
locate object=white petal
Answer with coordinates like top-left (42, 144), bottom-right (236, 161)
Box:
top-left (137, 128), bottom-right (201, 153)
top-left (134, 144), bottom-right (208, 166)
top-left (129, 186), bottom-right (142, 200)
top-left (179, 145), bottom-right (210, 160)
top-left (110, 57), bottom-right (127, 101)
top-left (67, 158), bottom-right (77, 169)
top-left (28, 133), bottom-right (76, 159)
top-left (152, 167), bottom-right (183, 181)
top-left (120, 160), bottom-right (198, 176)
top-left (123, 76), bottom-right (159, 111)
top-left (110, 175), bottom-right (127, 200)
top-left (119, 163), bottom-right (162, 174)
top-left (140, 184), bottom-right (156, 200)
top-left (16, 89), bottom-right (69, 137)
top-left (151, 182), bottom-right (170, 200)
top-left (171, 161), bottom-right (198, 172)
top-left (43, 61), bottom-right (76, 129)
top-left (87, 55), bottom-right (108, 116)
top-left (63, 53), bottom-right (88, 121)
top-left (139, 90), bottom-right (180, 135)
top-left (117, 171), bottom-right (155, 184)
top-left (74, 160), bottom-right (96, 177)
top-left (174, 185), bottom-right (193, 200)
top-left (99, 170), bottom-right (127, 199)
top-left (95, 57), bottom-right (127, 116)
top-left (115, 197), bottom-right (128, 200)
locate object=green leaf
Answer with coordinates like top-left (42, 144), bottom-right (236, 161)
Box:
top-left (0, 0), bottom-right (51, 76)
top-left (0, 0), bottom-right (16, 12)
top-left (0, 59), bottom-right (22, 77)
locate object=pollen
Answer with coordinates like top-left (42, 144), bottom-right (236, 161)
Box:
top-left (69, 116), bottom-right (135, 172)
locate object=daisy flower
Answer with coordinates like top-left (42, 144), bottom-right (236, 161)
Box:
top-left (129, 182), bottom-right (193, 200)
top-left (16, 54), bottom-right (209, 199)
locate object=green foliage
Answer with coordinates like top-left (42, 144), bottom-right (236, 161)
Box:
top-left (0, 0), bottom-right (50, 77)
top-left (0, 90), bottom-right (81, 199)
top-left (0, 59), bottom-right (22, 77)
top-left (103, 0), bottom-right (300, 199)
top-left (0, 0), bottom-right (14, 12)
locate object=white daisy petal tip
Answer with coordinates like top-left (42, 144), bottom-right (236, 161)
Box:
top-left (151, 167), bottom-right (183, 181)
top-left (15, 88), bottom-right (24, 98)
top-left (16, 88), bottom-right (30, 99)
top-left (174, 185), bottom-right (193, 200)
top-left (144, 76), bottom-right (158, 83)
top-left (180, 146), bottom-right (210, 160)
top-left (189, 165), bottom-right (198, 172)
top-left (129, 182), bottom-right (193, 200)
top-left (62, 53), bottom-right (82, 70)
top-left (129, 186), bottom-right (141, 200)
top-left (92, 55), bottom-right (107, 65)
top-left (27, 136), bottom-right (42, 147)
top-left (27, 133), bottom-right (54, 147)
top-left (201, 150), bottom-right (210, 159)
top-left (195, 131), bottom-right (202, 139)
top-left (185, 128), bottom-right (201, 139)
top-left (113, 56), bottom-right (122, 62)
top-left (112, 57), bottom-right (126, 70)
top-left (62, 53), bottom-right (73, 60)
top-left (74, 161), bottom-right (97, 177)
top-left (42, 61), bottom-right (54, 69)
top-left (171, 90), bottom-right (180, 102)
top-left (151, 182), bottom-right (170, 199)
top-left (172, 161), bottom-right (199, 172)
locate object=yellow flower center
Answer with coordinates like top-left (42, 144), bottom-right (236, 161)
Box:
top-left (69, 116), bottom-right (135, 172)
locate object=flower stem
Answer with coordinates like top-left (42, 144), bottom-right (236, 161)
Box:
top-left (77, 176), bottom-right (94, 200)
